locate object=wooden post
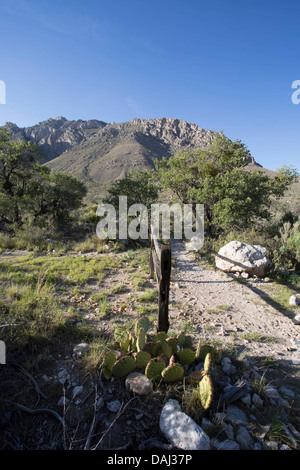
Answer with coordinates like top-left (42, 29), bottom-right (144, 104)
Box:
top-left (157, 244), bottom-right (171, 332)
top-left (149, 224), bottom-right (171, 333)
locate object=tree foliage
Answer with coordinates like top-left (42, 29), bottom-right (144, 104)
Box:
top-left (155, 132), bottom-right (297, 235)
top-left (0, 127), bottom-right (87, 232)
top-left (104, 169), bottom-right (159, 210)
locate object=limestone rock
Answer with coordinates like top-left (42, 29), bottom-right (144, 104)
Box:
top-left (289, 295), bottom-right (300, 306)
top-left (215, 241), bottom-right (271, 277)
top-left (125, 372), bottom-right (153, 395)
top-left (159, 399), bottom-right (210, 450)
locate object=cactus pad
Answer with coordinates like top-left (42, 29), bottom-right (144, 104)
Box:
top-left (199, 374), bottom-right (213, 410)
top-left (162, 363), bottom-right (184, 383)
top-left (102, 350), bottom-right (117, 370)
top-left (136, 327), bottom-right (146, 352)
top-left (134, 350), bottom-right (151, 369)
top-left (152, 340), bottom-right (172, 358)
top-left (177, 332), bottom-right (186, 348)
top-left (204, 352), bottom-right (211, 372)
top-left (135, 316), bottom-right (150, 335)
top-left (145, 358), bottom-right (166, 381)
top-left (178, 348), bottom-right (196, 364)
top-left (111, 355), bottom-right (136, 378)
top-left (153, 332), bottom-right (168, 343)
top-left (166, 337), bottom-right (178, 354)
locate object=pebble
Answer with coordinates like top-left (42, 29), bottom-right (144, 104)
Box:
top-left (58, 396), bottom-right (70, 407)
top-left (107, 400), bottom-right (122, 413)
top-left (72, 385), bottom-right (83, 398)
top-left (236, 426), bottom-right (253, 449)
top-left (252, 393), bottom-right (264, 408)
top-left (212, 439), bottom-right (240, 450)
top-left (225, 404), bottom-right (248, 426)
top-left (73, 343), bottom-right (90, 356)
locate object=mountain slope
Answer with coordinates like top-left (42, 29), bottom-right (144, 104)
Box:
top-left (5, 116), bottom-right (107, 161)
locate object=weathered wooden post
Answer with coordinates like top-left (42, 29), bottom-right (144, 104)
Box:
top-left (149, 224), bottom-right (171, 333)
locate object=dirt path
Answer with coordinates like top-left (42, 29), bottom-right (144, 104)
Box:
top-left (168, 240), bottom-right (300, 364)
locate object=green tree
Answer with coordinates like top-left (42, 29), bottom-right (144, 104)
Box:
top-left (104, 169), bottom-right (159, 210)
top-left (155, 132), bottom-right (297, 235)
top-left (0, 128), bottom-right (87, 231)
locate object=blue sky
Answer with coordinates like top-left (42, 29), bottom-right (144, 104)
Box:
top-left (0, 0), bottom-right (299, 171)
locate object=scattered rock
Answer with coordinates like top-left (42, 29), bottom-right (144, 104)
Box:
top-left (57, 369), bottom-right (69, 385)
top-left (289, 295), bottom-right (300, 306)
top-left (252, 393), bottom-right (264, 408)
top-left (212, 439), bottom-right (240, 450)
top-left (107, 400), bottom-right (122, 413)
top-left (73, 343), bottom-right (90, 356)
top-left (72, 385), bottom-right (83, 398)
top-left (159, 399), bottom-right (210, 450)
top-left (125, 372), bottom-right (153, 395)
top-left (225, 404), bottom-right (248, 426)
top-left (236, 426), bottom-right (253, 449)
top-left (58, 396), bottom-right (70, 407)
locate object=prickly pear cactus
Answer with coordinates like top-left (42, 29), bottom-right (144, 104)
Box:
top-left (136, 327), bottom-right (146, 352)
top-left (152, 340), bottom-right (173, 358)
top-left (161, 363), bottom-right (184, 383)
top-left (135, 316), bottom-right (150, 336)
top-left (102, 350), bottom-right (118, 380)
top-left (166, 337), bottom-right (178, 354)
top-left (134, 350), bottom-right (151, 369)
top-left (199, 374), bottom-right (213, 410)
top-left (153, 332), bottom-right (168, 343)
top-left (204, 352), bottom-right (211, 372)
top-left (145, 358), bottom-right (166, 381)
top-left (177, 332), bottom-right (186, 348)
top-left (178, 348), bottom-right (196, 364)
top-left (111, 355), bottom-right (136, 378)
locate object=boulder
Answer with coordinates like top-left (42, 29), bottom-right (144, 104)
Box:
top-left (159, 399), bottom-right (210, 450)
top-left (215, 241), bottom-right (271, 277)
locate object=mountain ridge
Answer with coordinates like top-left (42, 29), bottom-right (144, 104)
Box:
top-left (4, 116), bottom-right (263, 200)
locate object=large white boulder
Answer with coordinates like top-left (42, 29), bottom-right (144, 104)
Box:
top-left (215, 241), bottom-right (271, 277)
top-left (159, 399), bottom-right (210, 450)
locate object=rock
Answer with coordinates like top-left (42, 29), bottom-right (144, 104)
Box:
top-left (57, 369), bottom-right (69, 385)
top-left (222, 422), bottom-right (234, 440)
top-left (225, 404), bottom-right (248, 426)
top-left (212, 439), bottom-right (240, 450)
top-left (252, 393), bottom-right (264, 408)
top-left (293, 314), bottom-right (300, 325)
top-left (73, 343), bottom-right (89, 356)
top-left (240, 393), bottom-right (252, 406)
top-left (125, 372), bottom-right (153, 395)
top-left (263, 440), bottom-right (278, 450)
top-left (159, 399), bottom-right (210, 450)
top-left (72, 385), bottom-right (83, 398)
top-left (252, 442), bottom-right (262, 450)
top-left (215, 241), bottom-right (271, 277)
top-left (279, 387), bottom-right (295, 400)
top-left (58, 396), bottom-right (70, 407)
top-left (236, 426), bottom-right (253, 449)
top-left (107, 400), bottom-right (122, 413)
top-left (289, 295), bottom-right (300, 306)
top-left (264, 385), bottom-right (280, 401)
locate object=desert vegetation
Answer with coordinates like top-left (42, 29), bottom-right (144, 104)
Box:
top-left (0, 128), bottom-right (299, 450)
